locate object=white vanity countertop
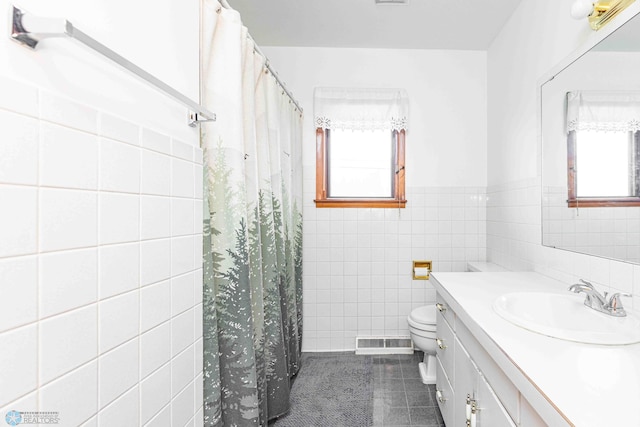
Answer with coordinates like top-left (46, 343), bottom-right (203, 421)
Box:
top-left (431, 272), bottom-right (640, 427)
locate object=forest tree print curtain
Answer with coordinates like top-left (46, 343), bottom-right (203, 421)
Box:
top-left (201, 1), bottom-right (303, 425)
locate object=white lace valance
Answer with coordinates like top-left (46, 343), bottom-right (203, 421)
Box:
top-left (566, 91), bottom-right (640, 133)
top-left (314, 87), bottom-right (409, 131)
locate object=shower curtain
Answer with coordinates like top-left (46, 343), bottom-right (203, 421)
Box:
top-left (200, 1), bottom-right (303, 426)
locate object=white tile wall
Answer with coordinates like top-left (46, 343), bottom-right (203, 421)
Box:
top-left (39, 248), bottom-right (98, 318)
top-left (99, 114), bottom-right (139, 146)
top-left (0, 76), bottom-right (203, 426)
top-left (0, 185), bottom-right (38, 257)
top-left (141, 196), bottom-right (172, 240)
top-left (0, 110), bottom-right (38, 185)
top-left (141, 321), bottom-right (172, 379)
top-left (99, 138), bottom-right (141, 193)
top-left (39, 304), bottom-right (97, 385)
top-left (141, 239), bottom-right (172, 286)
top-left (39, 188), bottom-right (98, 252)
top-left (99, 290), bottom-right (140, 354)
top-left (145, 405), bottom-right (172, 427)
top-left (141, 280), bottom-right (172, 333)
top-left (140, 363), bottom-right (172, 424)
top-left (39, 361), bottom-right (98, 427)
top-left (99, 386), bottom-right (139, 426)
top-left (141, 150), bottom-right (172, 196)
top-left (99, 243), bottom-right (140, 299)
top-left (0, 257), bottom-right (38, 332)
top-left (486, 178), bottom-right (541, 273)
top-left (99, 192), bottom-right (140, 245)
top-left (98, 339), bottom-right (139, 408)
top-left (40, 124), bottom-right (98, 190)
top-left (0, 325), bottom-right (38, 406)
top-left (302, 167), bottom-right (487, 351)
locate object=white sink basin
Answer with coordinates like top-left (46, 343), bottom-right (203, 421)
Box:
top-left (493, 292), bottom-right (640, 345)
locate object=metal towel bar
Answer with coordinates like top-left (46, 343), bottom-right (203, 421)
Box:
top-left (10, 5), bottom-right (216, 127)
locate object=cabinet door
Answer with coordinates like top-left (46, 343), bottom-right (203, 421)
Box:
top-left (435, 356), bottom-right (454, 427)
top-left (454, 337), bottom-right (478, 427)
top-left (476, 374), bottom-right (517, 427)
top-left (436, 309), bottom-right (455, 382)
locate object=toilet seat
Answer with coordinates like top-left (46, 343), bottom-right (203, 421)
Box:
top-left (408, 306), bottom-right (437, 332)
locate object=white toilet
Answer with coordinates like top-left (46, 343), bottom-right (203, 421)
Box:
top-left (407, 305), bottom-right (438, 384)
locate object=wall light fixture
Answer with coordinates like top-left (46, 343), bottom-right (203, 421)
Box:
top-left (571, 0), bottom-right (635, 30)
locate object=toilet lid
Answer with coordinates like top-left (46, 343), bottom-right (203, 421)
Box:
top-left (409, 305), bottom-right (437, 325)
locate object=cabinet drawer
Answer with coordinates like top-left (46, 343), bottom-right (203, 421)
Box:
top-left (435, 355), bottom-right (454, 427)
top-left (435, 294), bottom-right (455, 328)
top-left (436, 310), bottom-right (455, 381)
top-left (477, 374), bottom-right (517, 427)
top-left (520, 396), bottom-right (547, 427)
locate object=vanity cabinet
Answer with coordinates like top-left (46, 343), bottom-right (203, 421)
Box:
top-left (431, 272), bottom-right (639, 426)
top-left (435, 294), bottom-right (539, 427)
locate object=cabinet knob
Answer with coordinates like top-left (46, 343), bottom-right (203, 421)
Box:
top-left (436, 302), bottom-right (447, 313)
top-left (436, 389), bottom-right (446, 403)
top-left (436, 338), bottom-right (447, 350)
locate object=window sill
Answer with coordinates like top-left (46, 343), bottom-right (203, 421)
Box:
top-left (567, 197), bottom-right (640, 207)
top-left (314, 199), bottom-right (407, 208)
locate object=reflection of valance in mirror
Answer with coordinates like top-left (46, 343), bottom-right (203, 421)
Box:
top-left (566, 91), bottom-right (640, 133)
top-left (314, 87), bottom-right (409, 131)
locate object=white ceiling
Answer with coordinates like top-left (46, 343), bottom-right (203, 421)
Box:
top-left (227, 0), bottom-right (523, 50)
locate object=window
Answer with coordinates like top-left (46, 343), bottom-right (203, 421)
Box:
top-left (314, 88), bottom-right (408, 208)
top-left (566, 91), bottom-right (640, 207)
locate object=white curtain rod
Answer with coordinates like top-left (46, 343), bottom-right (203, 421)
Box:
top-left (218, 1), bottom-right (303, 114)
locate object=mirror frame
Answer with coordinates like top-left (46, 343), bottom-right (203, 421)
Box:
top-left (538, 4), bottom-right (640, 263)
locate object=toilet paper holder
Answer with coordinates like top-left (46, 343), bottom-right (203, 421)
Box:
top-left (412, 261), bottom-right (432, 280)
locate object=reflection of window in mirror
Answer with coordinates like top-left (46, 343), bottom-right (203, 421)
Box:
top-left (567, 129), bottom-right (640, 207)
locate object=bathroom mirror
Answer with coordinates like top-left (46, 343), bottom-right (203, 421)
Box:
top-left (541, 11), bottom-right (640, 264)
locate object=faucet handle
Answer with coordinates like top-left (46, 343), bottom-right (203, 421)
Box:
top-left (606, 292), bottom-right (632, 315)
top-left (569, 279), bottom-right (594, 291)
top-left (579, 279), bottom-right (594, 288)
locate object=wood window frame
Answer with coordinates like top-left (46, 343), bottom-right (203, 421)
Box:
top-left (567, 130), bottom-right (640, 207)
top-left (314, 127), bottom-right (406, 208)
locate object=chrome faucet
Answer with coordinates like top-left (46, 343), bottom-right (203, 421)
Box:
top-left (568, 279), bottom-right (631, 317)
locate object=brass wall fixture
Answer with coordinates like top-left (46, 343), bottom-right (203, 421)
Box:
top-left (412, 261), bottom-right (432, 280)
top-left (571, 0), bottom-right (636, 30)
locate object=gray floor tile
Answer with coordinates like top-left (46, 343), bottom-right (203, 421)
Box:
top-left (406, 391), bottom-right (432, 408)
top-left (404, 378), bottom-right (429, 392)
top-left (374, 355), bottom-right (402, 365)
top-left (375, 379), bottom-right (406, 392)
top-left (401, 364), bottom-right (422, 379)
top-left (409, 406), bottom-right (441, 426)
top-left (376, 364), bottom-right (404, 379)
top-left (271, 351), bottom-right (444, 427)
top-left (373, 391), bottom-right (408, 408)
top-left (383, 406), bottom-right (411, 426)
